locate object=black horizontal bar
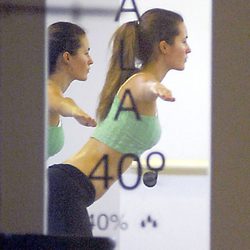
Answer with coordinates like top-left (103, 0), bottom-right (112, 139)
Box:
top-left (0, 3), bottom-right (117, 16)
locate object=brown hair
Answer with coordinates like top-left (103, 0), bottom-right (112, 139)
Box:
top-left (96, 8), bottom-right (183, 121)
top-left (48, 22), bottom-right (86, 75)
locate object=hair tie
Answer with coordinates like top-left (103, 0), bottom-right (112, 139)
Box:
top-left (134, 19), bottom-right (140, 30)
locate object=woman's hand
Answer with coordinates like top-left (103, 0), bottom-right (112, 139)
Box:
top-left (150, 82), bottom-right (175, 102)
top-left (72, 107), bottom-right (97, 127)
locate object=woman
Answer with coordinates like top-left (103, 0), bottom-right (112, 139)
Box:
top-left (48, 8), bottom-right (191, 237)
top-left (48, 22), bottom-right (96, 158)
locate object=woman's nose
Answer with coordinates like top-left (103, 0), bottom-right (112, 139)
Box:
top-left (89, 57), bottom-right (94, 65)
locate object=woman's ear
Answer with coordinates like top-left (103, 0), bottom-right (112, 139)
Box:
top-left (62, 51), bottom-right (71, 64)
top-left (159, 40), bottom-right (170, 54)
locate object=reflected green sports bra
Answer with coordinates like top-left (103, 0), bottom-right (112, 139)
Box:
top-left (92, 95), bottom-right (161, 156)
top-left (48, 122), bottom-right (64, 157)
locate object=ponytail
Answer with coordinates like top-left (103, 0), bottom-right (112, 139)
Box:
top-left (96, 21), bottom-right (140, 121)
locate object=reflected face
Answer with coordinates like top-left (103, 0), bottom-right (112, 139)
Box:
top-left (167, 22), bottom-right (191, 70)
top-left (69, 35), bottom-right (94, 81)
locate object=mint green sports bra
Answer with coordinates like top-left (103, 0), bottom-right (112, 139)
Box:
top-left (48, 123), bottom-right (64, 157)
top-left (92, 95), bottom-right (161, 156)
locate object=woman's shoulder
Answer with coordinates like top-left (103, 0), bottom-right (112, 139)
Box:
top-left (129, 72), bottom-right (155, 83)
top-left (125, 72), bottom-right (159, 101)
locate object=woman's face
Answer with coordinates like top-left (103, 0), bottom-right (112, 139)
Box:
top-left (68, 35), bottom-right (94, 81)
top-left (167, 22), bottom-right (191, 71)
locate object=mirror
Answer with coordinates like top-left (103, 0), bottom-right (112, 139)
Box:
top-left (46, 0), bottom-right (211, 249)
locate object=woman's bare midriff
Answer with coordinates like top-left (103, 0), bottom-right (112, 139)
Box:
top-left (64, 137), bottom-right (133, 200)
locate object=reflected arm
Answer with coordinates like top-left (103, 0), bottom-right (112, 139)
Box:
top-left (48, 85), bottom-right (96, 126)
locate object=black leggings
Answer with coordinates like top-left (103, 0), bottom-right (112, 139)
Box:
top-left (48, 164), bottom-right (96, 237)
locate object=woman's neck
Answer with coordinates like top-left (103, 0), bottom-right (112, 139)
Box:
top-left (49, 71), bottom-right (73, 93)
top-left (141, 61), bottom-right (169, 82)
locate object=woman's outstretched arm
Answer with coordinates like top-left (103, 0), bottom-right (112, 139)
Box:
top-left (48, 84), bottom-right (96, 127)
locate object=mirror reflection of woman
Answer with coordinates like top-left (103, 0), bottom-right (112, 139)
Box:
top-left (48, 22), bottom-right (96, 158)
top-left (48, 9), bottom-right (191, 237)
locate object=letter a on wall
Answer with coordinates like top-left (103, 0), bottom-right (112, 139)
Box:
top-left (115, 0), bottom-right (140, 21)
